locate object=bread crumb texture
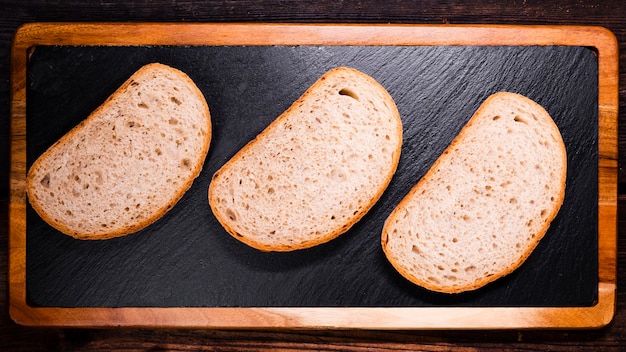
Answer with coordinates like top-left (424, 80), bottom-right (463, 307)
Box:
top-left (209, 67), bottom-right (402, 251)
top-left (27, 63), bottom-right (211, 239)
top-left (382, 92), bottom-right (566, 293)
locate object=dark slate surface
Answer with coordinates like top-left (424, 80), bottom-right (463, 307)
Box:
top-left (25, 45), bottom-right (598, 307)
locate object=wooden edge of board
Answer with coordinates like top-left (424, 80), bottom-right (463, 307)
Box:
top-left (8, 283), bottom-right (617, 329)
top-left (9, 23), bottom-right (619, 329)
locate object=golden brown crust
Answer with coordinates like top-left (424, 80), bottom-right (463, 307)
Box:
top-left (27, 63), bottom-right (211, 240)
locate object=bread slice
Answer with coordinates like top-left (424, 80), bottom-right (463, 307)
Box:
top-left (27, 63), bottom-right (211, 240)
top-left (209, 67), bottom-right (402, 252)
top-left (382, 92), bottom-right (566, 293)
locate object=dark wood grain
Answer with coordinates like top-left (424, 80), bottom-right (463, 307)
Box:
top-left (1, 0), bottom-right (625, 350)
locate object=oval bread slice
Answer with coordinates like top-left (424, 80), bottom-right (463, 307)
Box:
top-left (27, 63), bottom-right (211, 240)
top-left (382, 92), bottom-right (566, 293)
top-left (209, 67), bottom-right (402, 252)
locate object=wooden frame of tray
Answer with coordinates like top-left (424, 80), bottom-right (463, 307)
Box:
top-left (9, 23), bottom-right (618, 329)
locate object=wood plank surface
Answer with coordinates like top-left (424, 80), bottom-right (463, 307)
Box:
top-left (1, 0), bottom-right (626, 351)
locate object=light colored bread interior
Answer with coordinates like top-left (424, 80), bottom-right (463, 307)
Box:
top-left (382, 92), bottom-right (566, 293)
top-left (27, 63), bottom-right (211, 240)
top-left (209, 67), bottom-right (402, 252)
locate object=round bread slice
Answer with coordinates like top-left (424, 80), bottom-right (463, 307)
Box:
top-left (27, 63), bottom-right (211, 240)
top-left (209, 67), bottom-right (402, 252)
top-left (382, 92), bottom-right (566, 293)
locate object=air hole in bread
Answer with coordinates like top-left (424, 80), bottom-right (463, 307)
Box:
top-left (267, 187), bottom-right (275, 195)
top-left (170, 96), bottom-right (182, 105)
top-left (40, 174), bottom-right (51, 188)
top-left (330, 168), bottom-right (347, 182)
top-left (427, 276), bottom-right (440, 284)
top-left (137, 102), bottom-right (149, 109)
top-left (169, 118), bottom-right (178, 125)
top-left (338, 88), bottom-right (359, 100)
top-left (513, 115), bottom-right (528, 124)
top-left (464, 265), bottom-right (476, 273)
top-left (226, 208), bottom-right (238, 222)
top-left (492, 115), bottom-right (501, 121)
top-left (181, 158), bottom-right (191, 169)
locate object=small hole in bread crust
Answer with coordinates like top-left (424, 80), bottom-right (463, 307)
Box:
top-left (513, 115), bottom-right (528, 124)
top-left (427, 276), bottom-right (440, 284)
top-left (338, 88), bottom-right (359, 100)
top-left (40, 174), bottom-right (51, 188)
top-left (226, 208), bottom-right (238, 222)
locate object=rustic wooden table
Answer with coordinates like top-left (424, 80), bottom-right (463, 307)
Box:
top-left (1, 1), bottom-right (625, 351)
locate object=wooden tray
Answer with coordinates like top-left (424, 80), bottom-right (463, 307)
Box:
top-left (9, 23), bottom-right (618, 329)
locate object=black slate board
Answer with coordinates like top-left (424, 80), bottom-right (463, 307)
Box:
top-left (26, 45), bottom-right (598, 308)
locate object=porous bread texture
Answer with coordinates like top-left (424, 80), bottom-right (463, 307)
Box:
top-left (209, 67), bottom-right (402, 252)
top-left (382, 92), bottom-right (566, 293)
top-left (27, 63), bottom-right (211, 240)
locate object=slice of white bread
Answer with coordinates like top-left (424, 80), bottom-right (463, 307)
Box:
top-left (27, 63), bottom-right (211, 240)
top-left (382, 92), bottom-right (566, 293)
top-left (209, 67), bottom-right (402, 252)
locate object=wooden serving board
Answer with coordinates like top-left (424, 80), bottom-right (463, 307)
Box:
top-left (9, 23), bottom-right (618, 329)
